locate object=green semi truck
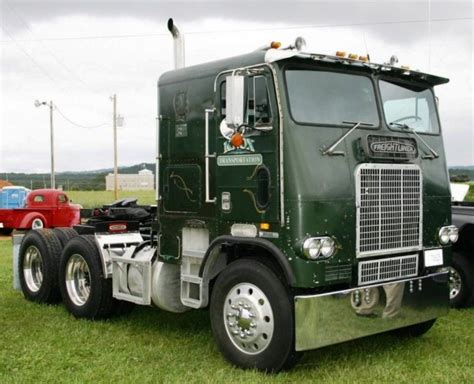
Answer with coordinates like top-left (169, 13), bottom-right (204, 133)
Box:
top-left (17, 19), bottom-right (458, 372)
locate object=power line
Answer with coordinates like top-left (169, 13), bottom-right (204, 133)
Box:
top-left (4, 0), bottom-right (88, 86)
top-left (0, 25), bottom-right (57, 83)
top-left (54, 106), bottom-right (108, 129)
top-left (0, 16), bottom-right (471, 43)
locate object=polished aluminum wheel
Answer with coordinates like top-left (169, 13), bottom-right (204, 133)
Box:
top-left (65, 254), bottom-right (91, 306)
top-left (448, 266), bottom-right (462, 300)
top-left (23, 245), bottom-right (43, 292)
top-left (223, 283), bottom-right (274, 355)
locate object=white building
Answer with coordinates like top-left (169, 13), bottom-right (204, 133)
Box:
top-left (106, 168), bottom-right (154, 191)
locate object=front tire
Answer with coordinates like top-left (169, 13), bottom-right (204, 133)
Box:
top-left (210, 259), bottom-right (299, 372)
top-left (59, 235), bottom-right (115, 319)
top-left (19, 229), bottom-right (62, 303)
top-left (449, 251), bottom-right (474, 308)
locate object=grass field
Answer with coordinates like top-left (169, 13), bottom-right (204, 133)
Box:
top-left (67, 190), bottom-right (156, 209)
top-left (0, 240), bottom-right (473, 383)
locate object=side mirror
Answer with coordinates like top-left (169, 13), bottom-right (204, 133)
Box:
top-left (225, 75), bottom-right (245, 129)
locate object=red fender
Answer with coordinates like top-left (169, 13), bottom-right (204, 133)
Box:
top-left (18, 212), bottom-right (48, 229)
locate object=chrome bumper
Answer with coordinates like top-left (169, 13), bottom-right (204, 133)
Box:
top-left (294, 272), bottom-right (449, 351)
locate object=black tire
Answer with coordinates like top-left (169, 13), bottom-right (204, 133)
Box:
top-left (210, 259), bottom-right (299, 372)
top-left (53, 227), bottom-right (78, 248)
top-left (19, 229), bottom-right (62, 303)
top-left (59, 235), bottom-right (115, 319)
top-left (393, 319), bottom-right (437, 337)
top-left (0, 228), bottom-right (13, 236)
top-left (113, 300), bottom-right (135, 316)
top-left (449, 251), bottom-right (474, 308)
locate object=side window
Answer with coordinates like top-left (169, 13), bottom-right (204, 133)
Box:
top-left (33, 195), bottom-right (44, 203)
top-left (220, 75), bottom-right (273, 127)
top-left (248, 76), bottom-right (272, 127)
top-left (220, 81), bottom-right (226, 118)
top-left (58, 194), bottom-right (68, 204)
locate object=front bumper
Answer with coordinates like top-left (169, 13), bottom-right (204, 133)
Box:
top-left (294, 271), bottom-right (449, 351)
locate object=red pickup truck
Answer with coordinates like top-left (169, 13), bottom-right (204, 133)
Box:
top-left (0, 189), bottom-right (81, 235)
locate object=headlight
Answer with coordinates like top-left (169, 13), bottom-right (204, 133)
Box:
top-left (438, 225), bottom-right (458, 245)
top-left (302, 236), bottom-right (336, 260)
top-left (448, 226), bottom-right (459, 243)
top-left (438, 227), bottom-right (450, 245)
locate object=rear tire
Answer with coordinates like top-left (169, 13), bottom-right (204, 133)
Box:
top-left (393, 319), bottom-right (436, 337)
top-left (53, 227), bottom-right (78, 248)
top-left (449, 251), bottom-right (474, 308)
top-left (210, 259), bottom-right (299, 372)
top-left (59, 235), bottom-right (115, 319)
top-left (0, 228), bottom-right (13, 236)
top-left (19, 229), bottom-right (62, 303)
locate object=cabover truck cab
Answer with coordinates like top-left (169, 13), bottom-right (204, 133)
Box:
top-left (17, 24), bottom-right (456, 372)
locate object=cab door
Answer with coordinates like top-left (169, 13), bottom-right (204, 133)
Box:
top-left (214, 68), bottom-right (279, 224)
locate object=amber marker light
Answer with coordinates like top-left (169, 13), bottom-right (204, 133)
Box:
top-left (401, 65), bottom-right (410, 70)
top-left (231, 132), bottom-right (244, 148)
top-left (359, 56), bottom-right (369, 62)
top-left (335, 51), bottom-right (346, 57)
top-left (348, 53), bottom-right (358, 59)
top-left (260, 223), bottom-right (270, 230)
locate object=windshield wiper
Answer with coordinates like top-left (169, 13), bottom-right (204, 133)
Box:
top-left (389, 122), bottom-right (439, 159)
top-left (322, 121), bottom-right (374, 156)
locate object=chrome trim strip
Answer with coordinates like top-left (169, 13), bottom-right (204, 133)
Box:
top-left (205, 108), bottom-right (216, 204)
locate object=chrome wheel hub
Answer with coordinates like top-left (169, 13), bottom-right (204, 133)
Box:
top-left (23, 246), bottom-right (43, 292)
top-left (65, 254), bottom-right (91, 306)
top-left (448, 267), bottom-right (462, 300)
top-left (223, 283), bottom-right (274, 355)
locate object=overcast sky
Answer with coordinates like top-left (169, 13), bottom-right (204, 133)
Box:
top-left (0, 0), bottom-right (472, 173)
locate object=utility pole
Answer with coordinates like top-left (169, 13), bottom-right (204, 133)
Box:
top-left (49, 101), bottom-right (55, 189)
top-left (35, 100), bottom-right (55, 189)
top-left (111, 94), bottom-right (118, 200)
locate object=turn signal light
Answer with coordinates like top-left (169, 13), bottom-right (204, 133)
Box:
top-left (260, 223), bottom-right (270, 230)
top-left (270, 41), bottom-right (282, 49)
top-left (231, 132), bottom-right (244, 148)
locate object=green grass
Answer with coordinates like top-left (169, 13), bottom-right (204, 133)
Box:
top-left (67, 190), bottom-right (156, 209)
top-left (467, 182), bottom-right (474, 202)
top-left (0, 240), bottom-right (473, 383)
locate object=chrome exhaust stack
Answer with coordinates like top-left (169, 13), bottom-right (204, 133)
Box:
top-left (167, 18), bottom-right (185, 69)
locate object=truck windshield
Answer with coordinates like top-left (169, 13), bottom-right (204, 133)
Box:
top-left (285, 69), bottom-right (379, 126)
top-left (379, 80), bottom-right (440, 134)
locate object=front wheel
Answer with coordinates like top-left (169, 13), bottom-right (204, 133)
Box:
top-left (449, 251), bottom-right (474, 308)
top-left (210, 259), bottom-right (299, 372)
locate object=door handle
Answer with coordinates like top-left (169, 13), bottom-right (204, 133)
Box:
top-left (205, 108), bottom-right (216, 204)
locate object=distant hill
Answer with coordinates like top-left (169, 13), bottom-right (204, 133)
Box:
top-left (3, 163), bottom-right (155, 191)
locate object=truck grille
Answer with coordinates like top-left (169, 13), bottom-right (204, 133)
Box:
top-left (358, 254), bottom-right (418, 285)
top-left (356, 164), bottom-right (422, 257)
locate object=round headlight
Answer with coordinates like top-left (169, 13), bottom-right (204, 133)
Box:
top-left (320, 238), bottom-right (336, 258)
top-left (448, 226), bottom-right (459, 243)
top-left (438, 227), bottom-right (450, 245)
top-left (303, 238), bottom-right (322, 260)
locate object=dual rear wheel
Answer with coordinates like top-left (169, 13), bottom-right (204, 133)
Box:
top-left (19, 230), bottom-right (133, 319)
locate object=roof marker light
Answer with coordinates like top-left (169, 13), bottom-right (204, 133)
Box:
top-left (270, 41), bottom-right (282, 49)
top-left (348, 53), bottom-right (358, 59)
top-left (335, 51), bottom-right (346, 57)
